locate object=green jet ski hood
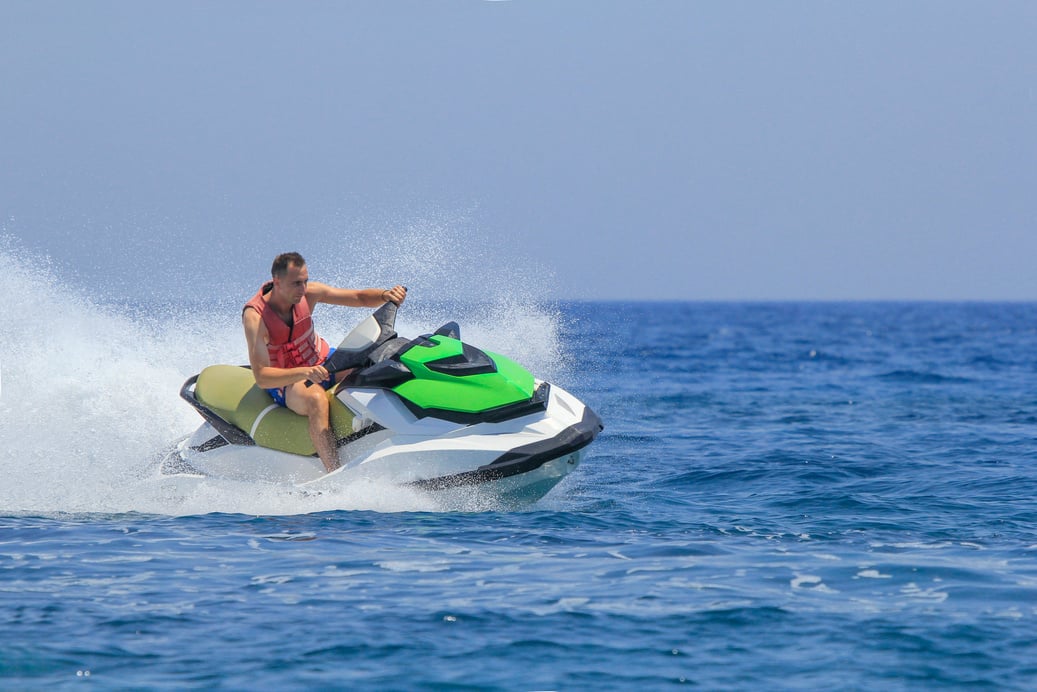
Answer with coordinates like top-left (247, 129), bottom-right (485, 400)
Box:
top-left (393, 335), bottom-right (536, 415)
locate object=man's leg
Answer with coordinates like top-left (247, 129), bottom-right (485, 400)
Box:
top-left (285, 382), bottom-right (340, 473)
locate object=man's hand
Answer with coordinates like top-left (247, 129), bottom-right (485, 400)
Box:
top-left (383, 285), bottom-right (407, 305)
top-left (303, 364), bottom-right (329, 384)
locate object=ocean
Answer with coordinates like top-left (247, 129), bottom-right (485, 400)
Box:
top-left (2, 253), bottom-right (1037, 688)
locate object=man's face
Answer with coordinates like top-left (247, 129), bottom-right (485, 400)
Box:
top-left (275, 263), bottom-right (309, 304)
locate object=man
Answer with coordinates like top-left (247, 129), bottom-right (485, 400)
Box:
top-left (243, 252), bottom-right (406, 473)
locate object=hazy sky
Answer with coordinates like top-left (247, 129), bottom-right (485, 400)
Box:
top-left (2, 1), bottom-right (1035, 301)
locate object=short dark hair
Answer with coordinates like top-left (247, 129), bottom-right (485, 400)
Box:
top-left (271, 252), bottom-right (306, 278)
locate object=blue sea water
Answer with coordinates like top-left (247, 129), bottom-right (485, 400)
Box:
top-left (3, 258), bottom-right (1037, 688)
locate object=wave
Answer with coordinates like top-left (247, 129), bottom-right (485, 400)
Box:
top-left (874, 369), bottom-right (974, 385)
top-left (0, 229), bottom-right (564, 516)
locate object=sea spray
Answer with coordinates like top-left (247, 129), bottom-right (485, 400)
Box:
top-left (0, 238), bottom-right (210, 512)
top-left (314, 208), bottom-right (565, 381)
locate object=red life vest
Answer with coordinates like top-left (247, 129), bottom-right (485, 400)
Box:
top-left (243, 282), bottom-right (331, 368)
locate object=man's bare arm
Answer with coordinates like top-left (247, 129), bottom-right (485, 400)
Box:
top-left (306, 282), bottom-right (406, 308)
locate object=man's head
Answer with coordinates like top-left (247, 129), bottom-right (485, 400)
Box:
top-left (271, 252), bottom-right (308, 304)
top-left (271, 252), bottom-right (306, 279)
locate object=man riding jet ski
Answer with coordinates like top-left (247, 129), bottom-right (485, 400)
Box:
top-left (242, 252), bottom-right (408, 473)
top-left (166, 278), bottom-right (602, 505)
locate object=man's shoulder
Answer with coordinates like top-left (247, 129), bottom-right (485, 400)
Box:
top-left (242, 303), bottom-right (265, 330)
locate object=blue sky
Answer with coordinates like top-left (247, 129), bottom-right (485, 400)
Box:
top-left (2, 1), bottom-right (1035, 300)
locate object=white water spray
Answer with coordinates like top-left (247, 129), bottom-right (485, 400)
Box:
top-left (0, 225), bottom-right (564, 516)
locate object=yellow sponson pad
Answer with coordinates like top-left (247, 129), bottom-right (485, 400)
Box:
top-left (194, 365), bottom-right (355, 457)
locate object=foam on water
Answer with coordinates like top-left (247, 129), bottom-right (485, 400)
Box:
top-left (0, 229), bottom-right (563, 516)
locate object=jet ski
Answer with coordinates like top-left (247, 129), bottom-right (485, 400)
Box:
top-left (163, 301), bottom-right (603, 505)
